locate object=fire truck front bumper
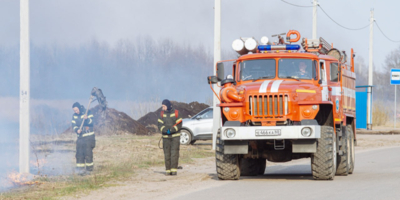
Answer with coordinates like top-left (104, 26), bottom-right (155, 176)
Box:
top-left (221, 125), bottom-right (321, 140)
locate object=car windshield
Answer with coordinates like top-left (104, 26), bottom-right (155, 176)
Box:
top-left (278, 59), bottom-right (315, 80)
top-left (240, 59), bottom-right (276, 81)
top-left (192, 108), bottom-right (211, 119)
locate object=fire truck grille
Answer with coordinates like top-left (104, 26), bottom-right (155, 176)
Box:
top-left (248, 94), bottom-right (289, 118)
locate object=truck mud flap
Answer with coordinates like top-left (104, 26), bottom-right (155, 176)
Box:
top-left (292, 139), bottom-right (317, 153)
top-left (224, 140), bottom-right (248, 154)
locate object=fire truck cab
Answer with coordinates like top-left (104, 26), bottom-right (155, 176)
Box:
top-left (208, 31), bottom-right (356, 180)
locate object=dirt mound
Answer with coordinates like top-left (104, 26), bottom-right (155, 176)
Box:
top-left (64, 105), bottom-right (149, 135)
top-left (138, 101), bottom-right (209, 132)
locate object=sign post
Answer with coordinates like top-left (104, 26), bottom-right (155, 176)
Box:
top-left (390, 69), bottom-right (400, 128)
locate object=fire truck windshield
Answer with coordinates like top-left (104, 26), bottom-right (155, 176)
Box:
top-left (278, 59), bottom-right (316, 80)
top-left (240, 59), bottom-right (276, 81)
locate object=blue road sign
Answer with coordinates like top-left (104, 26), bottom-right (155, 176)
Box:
top-left (391, 69), bottom-right (400, 85)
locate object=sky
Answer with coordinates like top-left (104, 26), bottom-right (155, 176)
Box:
top-left (0, 0), bottom-right (399, 70)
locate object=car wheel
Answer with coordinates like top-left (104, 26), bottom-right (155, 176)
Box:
top-left (180, 129), bottom-right (192, 145)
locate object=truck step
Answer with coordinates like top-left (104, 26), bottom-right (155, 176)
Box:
top-left (274, 139), bottom-right (285, 150)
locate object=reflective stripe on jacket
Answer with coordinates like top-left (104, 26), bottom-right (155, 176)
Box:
top-left (157, 109), bottom-right (182, 136)
top-left (71, 110), bottom-right (94, 136)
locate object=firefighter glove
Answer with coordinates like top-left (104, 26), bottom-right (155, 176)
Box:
top-left (167, 129), bottom-right (171, 134)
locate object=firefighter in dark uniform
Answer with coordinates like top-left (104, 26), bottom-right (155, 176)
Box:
top-left (71, 102), bottom-right (95, 174)
top-left (158, 99), bottom-right (182, 176)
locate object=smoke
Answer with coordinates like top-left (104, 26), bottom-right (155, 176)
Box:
top-left (1, 37), bottom-right (214, 103)
top-left (0, 35), bottom-right (218, 191)
top-left (0, 122), bottom-right (19, 191)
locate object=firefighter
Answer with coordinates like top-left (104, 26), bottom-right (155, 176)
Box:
top-left (71, 102), bottom-right (95, 174)
top-left (297, 61), bottom-right (311, 79)
top-left (158, 99), bottom-right (182, 176)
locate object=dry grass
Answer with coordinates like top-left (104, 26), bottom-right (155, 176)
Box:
top-left (1, 134), bottom-right (214, 200)
top-left (373, 101), bottom-right (390, 126)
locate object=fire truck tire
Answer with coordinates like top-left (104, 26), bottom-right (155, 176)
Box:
top-left (215, 129), bottom-right (240, 180)
top-left (240, 158), bottom-right (266, 176)
top-left (240, 158), bottom-right (257, 176)
top-left (311, 126), bottom-right (337, 180)
top-left (257, 159), bottom-right (266, 175)
top-left (347, 125), bottom-right (355, 174)
top-left (336, 126), bottom-right (349, 176)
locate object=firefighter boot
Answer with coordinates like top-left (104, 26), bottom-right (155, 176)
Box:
top-left (171, 170), bottom-right (177, 176)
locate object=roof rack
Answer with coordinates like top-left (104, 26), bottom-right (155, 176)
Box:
top-left (301, 37), bottom-right (332, 55)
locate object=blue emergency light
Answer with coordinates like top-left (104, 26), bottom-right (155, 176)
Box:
top-left (258, 44), bottom-right (301, 51)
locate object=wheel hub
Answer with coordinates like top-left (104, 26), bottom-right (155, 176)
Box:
top-left (180, 132), bottom-right (189, 144)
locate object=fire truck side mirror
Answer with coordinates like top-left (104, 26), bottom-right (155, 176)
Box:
top-left (216, 63), bottom-right (225, 81)
top-left (207, 76), bottom-right (219, 84)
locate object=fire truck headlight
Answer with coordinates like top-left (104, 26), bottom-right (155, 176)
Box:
top-left (312, 105), bottom-right (318, 110)
top-left (301, 127), bottom-right (312, 137)
top-left (225, 128), bottom-right (236, 138)
top-left (224, 107), bottom-right (230, 112)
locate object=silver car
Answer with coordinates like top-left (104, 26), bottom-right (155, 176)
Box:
top-left (180, 107), bottom-right (213, 145)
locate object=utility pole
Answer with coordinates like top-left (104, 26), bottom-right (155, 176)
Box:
top-left (312, 0), bottom-right (318, 39)
top-left (20, 0), bottom-right (30, 174)
top-left (367, 9), bottom-right (374, 130)
top-left (212, 0), bottom-right (221, 150)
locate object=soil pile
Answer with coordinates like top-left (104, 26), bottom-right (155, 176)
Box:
top-left (138, 101), bottom-right (209, 132)
top-left (64, 105), bottom-right (149, 135)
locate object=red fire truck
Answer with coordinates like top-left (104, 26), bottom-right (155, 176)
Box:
top-left (208, 30), bottom-right (356, 180)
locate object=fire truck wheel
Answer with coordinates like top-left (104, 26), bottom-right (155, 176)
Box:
top-left (240, 158), bottom-right (266, 176)
top-left (311, 126), bottom-right (337, 180)
top-left (336, 125), bottom-right (350, 176)
top-left (240, 158), bottom-right (257, 176)
top-left (347, 125), bottom-right (355, 174)
top-left (257, 159), bottom-right (266, 175)
top-left (215, 129), bottom-right (240, 180)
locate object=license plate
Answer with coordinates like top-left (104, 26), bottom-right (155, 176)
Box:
top-left (255, 129), bottom-right (281, 136)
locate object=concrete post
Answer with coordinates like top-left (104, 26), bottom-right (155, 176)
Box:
top-left (312, 0), bottom-right (318, 39)
top-left (19, 0), bottom-right (30, 174)
top-left (212, 0), bottom-right (221, 150)
top-left (367, 9), bottom-right (374, 130)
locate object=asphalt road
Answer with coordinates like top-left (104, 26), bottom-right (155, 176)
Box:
top-left (174, 147), bottom-right (400, 200)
